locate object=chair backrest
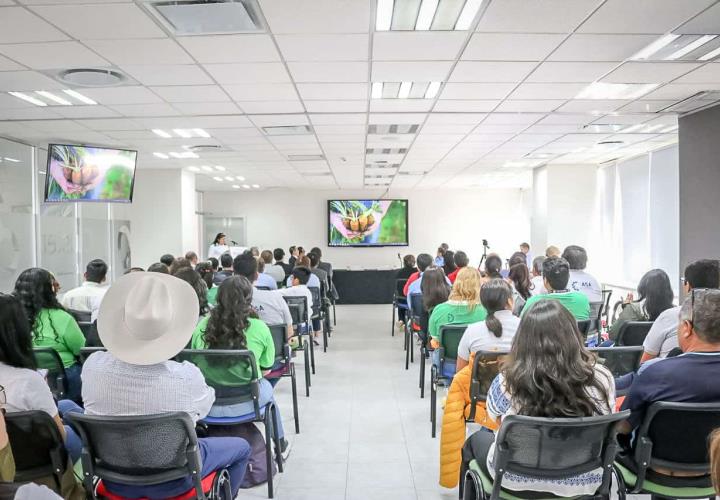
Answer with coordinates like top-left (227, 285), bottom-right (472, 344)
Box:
top-left (493, 411), bottom-right (629, 495)
top-left (577, 319), bottom-right (591, 334)
top-left (589, 301), bottom-right (604, 321)
top-left (469, 351), bottom-right (507, 407)
top-left (615, 321), bottom-right (654, 346)
top-left (636, 402), bottom-right (720, 474)
top-left (395, 278), bottom-right (408, 299)
top-left (175, 349), bottom-right (260, 411)
top-left (32, 347), bottom-right (68, 400)
top-left (438, 324), bottom-right (467, 361)
top-left (67, 412), bottom-right (205, 493)
top-left (67, 308), bottom-right (91, 323)
top-left (79, 346), bottom-right (107, 364)
top-left (267, 324), bottom-right (289, 364)
top-left (283, 295), bottom-right (308, 324)
top-left (602, 289), bottom-right (613, 322)
top-left (590, 346), bottom-right (642, 378)
top-left (5, 411), bottom-right (68, 484)
top-left (255, 286), bottom-right (271, 291)
top-left (308, 286), bottom-right (321, 315)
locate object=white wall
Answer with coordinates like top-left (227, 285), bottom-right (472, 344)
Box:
top-left (201, 188), bottom-right (531, 269)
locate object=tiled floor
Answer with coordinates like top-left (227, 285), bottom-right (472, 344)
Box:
top-left (244, 304), bottom-right (647, 500)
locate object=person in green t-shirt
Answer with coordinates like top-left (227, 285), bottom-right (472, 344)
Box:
top-left (13, 268), bottom-right (86, 402)
top-left (521, 256), bottom-right (590, 321)
top-left (191, 276), bottom-right (286, 444)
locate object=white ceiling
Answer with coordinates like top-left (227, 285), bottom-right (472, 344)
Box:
top-left (0, 0), bottom-right (717, 191)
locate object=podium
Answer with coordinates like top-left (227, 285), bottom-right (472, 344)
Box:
top-left (228, 246), bottom-right (247, 257)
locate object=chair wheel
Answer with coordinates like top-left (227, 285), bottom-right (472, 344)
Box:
top-left (210, 469), bottom-right (232, 499)
top-left (463, 469), bottom-right (483, 500)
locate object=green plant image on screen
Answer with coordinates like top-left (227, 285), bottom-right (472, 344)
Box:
top-left (328, 199), bottom-right (408, 247)
top-left (45, 144), bottom-right (137, 203)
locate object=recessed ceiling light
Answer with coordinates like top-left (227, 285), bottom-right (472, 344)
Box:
top-left (201, 165), bottom-right (213, 171)
top-left (425, 81), bottom-right (441, 99)
top-left (262, 125), bottom-right (313, 136)
top-left (232, 184), bottom-right (240, 189)
top-left (173, 129), bottom-right (192, 138)
top-left (8, 91), bottom-right (47, 107)
top-left (152, 129), bottom-right (172, 138)
top-left (242, 184), bottom-right (251, 189)
top-left (631, 33), bottom-right (680, 60)
top-left (415, 0), bottom-right (439, 30)
top-left (153, 152), bottom-right (169, 159)
top-left (235, 175), bottom-right (245, 181)
top-left (193, 128), bottom-right (210, 138)
top-left (455, 0), bottom-right (484, 30)
top-left (620, 124), bottom-right (644, 133)
top-left (4, 157), bottom-right (19, 163)
top-left (371, 82), bottom-right (383, 99)
top-left (251, 184), bottom-right (260, 188)
top-left (376, 0), bottom-right (394, 31)
top-left (224, 176), bottom-right (234, 181)
top-left (169, 151), bottom-right (198, 159)
top-left (398, 81), bottom-right (412, 99)
top-left (214, 165), bottom-right (225, 171)
top-left (699, 45), bottom-right (720, 61)
top-left (575, 82), bottom-right (658, 100)
top-left (35, 91), bottom-right (71, 106)
top-left (213, 176), bottom-right (223, 182)
top-left (62, 89), bottom-right (97, 105)
top-left (666, 34), bottom-right (717, 60)
top-left (188, 166), bottom-right (201, 172)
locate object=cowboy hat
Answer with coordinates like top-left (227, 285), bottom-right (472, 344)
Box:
top-left (97, 272), bottom-right (199, 365)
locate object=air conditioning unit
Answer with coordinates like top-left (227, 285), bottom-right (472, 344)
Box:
top-left (144, 0), bottom-right (266, 35)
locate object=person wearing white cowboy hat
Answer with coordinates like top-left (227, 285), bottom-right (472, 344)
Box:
top-left (67, 272), bottom-right (251, 498)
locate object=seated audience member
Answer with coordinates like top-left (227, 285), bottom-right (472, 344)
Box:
top-left (173, 267), bottom-right (209, 318)
top-left (462, 300), bottom-right (614, 497)
top-left (286, 256), bottom-right (321, 289)
top-left (124, 267), bottom-right (145, 274)
top-left (545, 245), bottom-right (561, 258)
top-left (169, 258), bottom-right (192, 275)
top-left (403, 253), bottom-right (432, 296)
top-left (307, 252), bottom-right (328, 289)
top-left (160, 253), bottom-right (175, 268)
top-left (296, 246), bottom-right (306, 262)
top-left (208, 257), bottom-right (219, 272)
top-left (608, 269), bottom-right (674, 341)
top-left (711, 429), bottom-right (720, 495)
top-left (13, 268), bottom-right (85, 402)
top-left (288, 246), bottom-right (298, 269)
top-left (519, 242), bottom-right (531, 266)
top-left (448, 251), bottom-right (468, 284)
top-left (195, 261), bottom-right (216, 307)
top-left (482, 254), bottom-right (503, 280)
top-left (419, 267), bottom-right (451, 336)
top-left (562, 245), bottom-right (602, 302)
top-left (429, 267), bottom-right (485, 351)
top-left (310, 247), bottom-right (333, 280)
top-left (406, 259), bottom-right (452, 304)
top-left (522, 256), bottom-right (590, 320)
top-left (620, 289), bottom-right (720, 443)
top-left (185, 251), bottom-right (199, 267)
top-left (147, 262), bottom-right (169, 274)
top-left (435, 244), bottom-right (448, 267)
top-left (60, 259), bottom-right (108, 318)
top-left (530, 255), bottom-right (546, 295)
top-left (279, 268), bottom-right (316, 341)
top-left (213, 253), bottom-right (234, 286)
top-left (81, 272), bottom-right (251, 499)
top-left (508, 252), bottom-right (527, 268)
top-left (442, 250), bottom-right (457, 278)
top-left (0, 294), bottom-right (81, 464)
top-left (261, 250), bottom-right (285, 284)
top-left (249, 246), bottom-right (260, 257)
top-left (642, 259), bottom-right (719, 361)
top-left (456, 279), bottom-right (519, 371)
top-left (255, 258), bottom-right (278, 290)
top-left (395, 255), bottom-right (417, 329)
top-left (233, 253), bottom-right (293, 336)
top-left (192, 276), bottom-right (288, 453)
top-left (274, 248), bottom-right (292, 278)
top-left (507, 263), bottom-right (532, 315)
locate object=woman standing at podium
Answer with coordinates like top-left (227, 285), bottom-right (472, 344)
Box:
top-left (208, 233), bottom-right (229, 260)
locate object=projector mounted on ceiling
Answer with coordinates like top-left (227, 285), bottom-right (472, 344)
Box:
top-left (144, 0), bottom-right (266, 35)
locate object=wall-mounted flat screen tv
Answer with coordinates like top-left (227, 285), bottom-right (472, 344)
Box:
top-left (328, 199), bottom-right (409, 247)
top-left (44, 144), bottom-right (137, 203)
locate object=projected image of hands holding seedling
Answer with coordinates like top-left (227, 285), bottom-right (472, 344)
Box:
top-left (328, 200), bottom-right (408, 247)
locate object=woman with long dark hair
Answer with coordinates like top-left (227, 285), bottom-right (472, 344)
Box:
top-left (173, 267), bottom-right (209, 318)
top-left (609, 269), bottom-right (674, 341)
top-left (462, 300), bottom-right (614, 496)
top-left (482, 255), bottom-right (503, 280)
top-left (13, 268), bottom-right (85, 402)
top-left (395, 254), bottom-right (417, 330)
top-left (456, 279), bottom-right (519, 371)
top-left (191, 276), bottom-right (287, 450)
top-left (0, 294), bottom-right (82, 463)
top-left (418, 267), bottom-right (451, 338)
top-left (508, 262), bottom-right (532, 314)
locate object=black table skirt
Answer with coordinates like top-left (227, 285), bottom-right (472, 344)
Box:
top-left (333, 269), bottom-right (398, 304)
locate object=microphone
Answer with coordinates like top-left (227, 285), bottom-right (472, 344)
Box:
top-left (230, 240), bottom-right (238, 245)
top-left (397, 252), bottom-right (402, 265)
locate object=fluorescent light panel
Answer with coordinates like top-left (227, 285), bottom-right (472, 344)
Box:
top-left (152, 129), bottom-right (172, 138)
top-left (194, 128), bottom-right (210, 138)
top-left (415, 0), bottom-right (439, 30)
top-left (62, 89), bottom-right (97, 105)
top-left (455, 0), bottom-right (483, 29)
top-left (666, 34), bottom-right (717, 60)
top-left (425, 81), bottom-right (441, 98)
top-left (188, 166), bottom-right (201, 172)
top-left (153, 152), bottom-right (169, 159)
top-left (631, 33), bottom-right (680, 60)
top-left (398, 81), bottom-right (412, 99)
top-left (371, 82), bottom-right (383, 99)
top-left (201, 165), bottom-right (213, 171)
top-left (173, 129), bottom-right (192, 138)
top-left (35, 91), bottom-right (71, 106)
top-left (699, 45), bottom-right (720, 61)
top-left (376, 0), bottom-right (394, 30)
top-left (8, 91), bottom-right (47, 107)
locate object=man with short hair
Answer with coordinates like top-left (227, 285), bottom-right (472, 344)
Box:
top-left (545, 246), bottom-right (561, 258)
top-left (403, 253), bottom-right (433, 296)
top-left (160, 254), bottom-right (175, 268)
top-left (521, 256), bottom-right (590, 320)
top-left (562, 245), bottom-right (602, 303)
top-left (519, 242), bottom-right (532, 267)
top-left (147, 262), bottom-right (169, 274)
top-left (61, 259), bottom-right (109, 319)
top-left (448, 251), bottom-right (469, 283)
top-left (278, 266), bottom-right (315, 310)
top-left (288, 246), bottom-right (298, 268)
top-left (274, 248), bottom-right (291, 278)
top-left (642, 259), bottom-right (720, 362)
top-left (255, 258), bottom-right (278, 290)
top-left (261, 250), bottom-right (285, 284)
top-left (184, 251), bottom-right (198, 267)
top-left (213, 253), bottom-right (233, 286)
top-left (530, 255), bottom-right (547, 295)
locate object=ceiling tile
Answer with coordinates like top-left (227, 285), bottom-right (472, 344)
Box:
top-left (674, 63), bottom-right (720, 84)
top-left (484, 113), bottom-right (545, 125)
top-left (578, 0), bottom-right (714, 34)
top-left (555, 99), bottom-right (629, 113)
top-left (549, 34), bottom-right (658, 62)
top-left (0, 41), bottom-right (109, 69)
top-left (276, 34), bottom-right (368, 61)
top-left (373, 32), bottom-right (466, 61)
top-left (85, 39), bottom-right (194, 66)
top-left (0, 54), bottom-right (25, 71)
top-left (463, 33), bottom-right (565, 61)
top-left (289, 61), bottom-right (368, 82)
top-left (80, 86), bottom-right (165, 105)
top-left (239, 101), bottom-right (305, 113)
top-left (223, 83), bottom-right (298, 101)
top-left (121, 64), bottom-right (213, 86)
top-left (604, 62), bottom-right (700, 83)
top-left (496, 100), bottom-right (566, 112)
top-left (476, 0), bottom-right (600, 33)
top-left (309, 113), bottom-right (367, 125)
top-left (249, 114), bottom-right (309, 127)
top-left (53, 106), bottom-right (123, 119)
top-left (617, 100), bottom-right (676, 113)
top-left (259, 0), bottom-right (370, 34)
top-left (203, 63), bottom-right (291, 84)
top-left (369, 100), bottom-right (434, 112)
top-left (439, 82), bottom-right (516, 100)
top-left (297, 83), bottom-right (368, 100)
top-left (0, 70), bottom-right (64, 90)
top-left (526, 62), bottom-right (617, 82)
top-left (433, 100), bottom-right (498, 112)
top-left (676, 2), bottom-right (720, 34)
top-left (173, 102), bottom-right (242, 115)
top-left (0, 7), bottom-right (69, 43)
top-left (178, 35), bottom-right (280, 63)
top-left (449, 61), bottom-right (535, 82)
top-left (29, 4), bottom-right (165, 39)
top-left (509, 82), bottom-right (588, 99)
top-left (110, 103), bottom-right (180, 117)
top-left (304, 100), bottom-right (366, 112)
top-left (643, 82), bottom-right (720, 99)
top-left (151, 85), bottom-right (229, 103)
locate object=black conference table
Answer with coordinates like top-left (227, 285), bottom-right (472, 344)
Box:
top-left (332, 269), bottom-right (398, 304)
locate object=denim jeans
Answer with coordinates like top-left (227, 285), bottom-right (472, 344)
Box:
top-left (64, 363), bottom-right (82, 404)
top-left (208, 378), bottom-right (285, 440)
top-left (56, 399), bottom-right (83, 464)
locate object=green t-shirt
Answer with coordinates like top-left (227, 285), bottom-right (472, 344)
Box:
top-left (522, 291), bottom-right (590, 320)
top-left (32, 308), bottom-right (85, 368)
top-left (428, 301), bottom-right (487, 340)
top-left (207, 286), bottom-right (218, 306)
top-left (191, 316), bottom-right (275, 385)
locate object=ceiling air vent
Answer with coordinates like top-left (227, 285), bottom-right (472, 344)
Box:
top-left (366, 148), bottom-right (408, 154)
top-left (187, 144), bottom-right (226, 152)
top-left (368, 124), bottom-right (420, 134)
top-left (263, 125), bottom-right (313, 136)
top-left (55, 68), bottom-right (127, 87)
top-left (288, 154), bottom-right (325, 161)
top-left (145, 0), bottom-right (266, 35)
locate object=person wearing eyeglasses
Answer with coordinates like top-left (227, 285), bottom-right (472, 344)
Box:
top-left (641, 259), bottom-right (720, 363)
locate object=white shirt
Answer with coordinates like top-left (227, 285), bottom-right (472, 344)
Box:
top-left (286, 273), bottom-right (321, 290)
top-left (208, 244), bottom-right (229, 260)
top-left (265, 264), bottom-right (286, 283)
top-left (0, 362), bottom-right (58, 417)
top-left (457, 310), bottom-right (520, 361)
top-left (60, 281), bottom-right (107, 315)
top-left (256, 273), bottom-right (278, 290)
top-left (530, 275), bottom-right (546, 295)
top-left (252, 288), bottom-right (293, 326)
top-left (81, 351), bottom-right (215, 423)
top-left (279, 284), bottom-right (315, 308)
top-left (568, 270), bottom-right (602, 303)
top-left (642, 305), bottom-right (680, 357)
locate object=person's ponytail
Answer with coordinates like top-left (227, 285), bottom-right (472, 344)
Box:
top-left (480, 278), bottom-right (513, 338)
top-left (486, 310), bottom-right (503, 338)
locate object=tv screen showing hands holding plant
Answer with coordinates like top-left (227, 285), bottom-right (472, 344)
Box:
top-left (328, 199), bottom-right (408, 247)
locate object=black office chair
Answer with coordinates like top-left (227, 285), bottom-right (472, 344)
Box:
top-left (32, 347), bottom-right (68, 400)
top-left (614, 402), bottom-right (720, 499)
top-left (467, 351), bottom-right (507, 423)
top-left (68, 412), bottom-right (232, 500)
top-left (267, 324), bottom-right (300, 433)
top-left (307, 286), bottom-right (327, 353)
top-left (391, 278), bottom-right (409, 337)
top-left (405, 293), bottom-right (427, 370)
top-left (430, 324), bottom-right (466, 438)
top-left (5, 410), bottom-right (69, 495)
top-left (463, 411), bottom-right (630, 500)
top-left (255, 286), bottom-right (271, 291)
top-left (615, 321), bottom-right (654, 347)
top-left (284, 295), bottom-right (315, 376)
top-left (577, 319), bottom-right (591, 335)
top-left (588, 300), bottom-right (604, 339)
top-left (67, 308), bottom-right (91, 323)
top-left (78, 346), bottom-right (107, 364)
